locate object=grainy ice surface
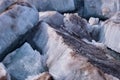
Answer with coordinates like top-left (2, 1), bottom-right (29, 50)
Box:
top-left (0, 0), bottom-right (120, 80)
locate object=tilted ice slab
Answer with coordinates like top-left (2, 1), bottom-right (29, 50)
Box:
top-left (3, 43), bottom-right (44, 80)
top-left (0, 4), bottom-right (38, 60)
top-left (33, 22), bottom-right (119, 80)
top-left (39, 11), bottom-right (64, 28)
top-left (100, 12), bottom-right (120, 53)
